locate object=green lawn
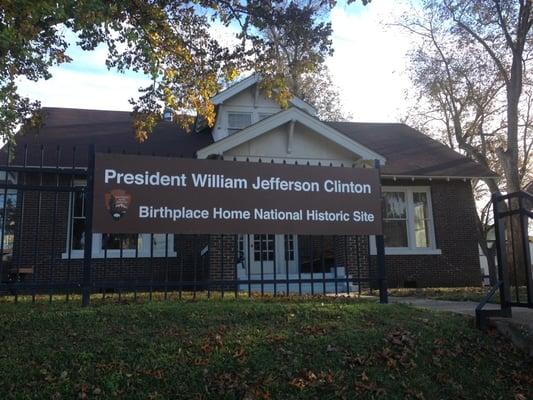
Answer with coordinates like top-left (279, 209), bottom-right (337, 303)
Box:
top-left (0, 297), bottom-right (531, 399)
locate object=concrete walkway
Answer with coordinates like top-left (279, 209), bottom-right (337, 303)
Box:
top-left (388, 296), bottom-right (533, 332)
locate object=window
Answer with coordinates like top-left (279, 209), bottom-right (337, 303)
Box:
top-left (64, 181), bottom-right (174, 258)
top-left (0, 189), bottom-right (17, 251)
top-left (0, 172), bottom-right (18, 255)
top-left (70, 185), bottom-right (86, 251)
top-left (375, 187), bottom-right (439, 255)
top-left (227, 112), bottom-right (252, 134)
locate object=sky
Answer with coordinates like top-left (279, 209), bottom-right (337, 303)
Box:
top-left (16, 1), bottom-right (414, 123)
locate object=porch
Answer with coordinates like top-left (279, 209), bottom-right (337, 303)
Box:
top-left (232, 234), bottom-right (364, 294)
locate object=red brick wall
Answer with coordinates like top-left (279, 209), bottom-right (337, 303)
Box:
top-left (208, 234), bottom-right (238, 289)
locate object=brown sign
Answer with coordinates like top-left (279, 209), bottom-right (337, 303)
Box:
top-left (92, 153), bottom-right (383, 235)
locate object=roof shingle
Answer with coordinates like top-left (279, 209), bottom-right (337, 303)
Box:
top-left (327, 121), bottom-right (495, 178)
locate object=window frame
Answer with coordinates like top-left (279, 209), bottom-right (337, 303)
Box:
top-left (371, 186), bottom-right (441, 255)
top-left (222, 106), bottom-right (280, 137)
top-left (226, 111), bottom-right (253, 134)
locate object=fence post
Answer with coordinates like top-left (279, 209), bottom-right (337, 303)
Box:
top-left (81, 145), bottom-right (95, 307)
top-left (374, 159), bottom-right (388, 304)
top-left (492, 192), bottom-right (511, 315)
top-left (518, 194), bottom-right (533, 306)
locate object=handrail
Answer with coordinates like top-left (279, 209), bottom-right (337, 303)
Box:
top-left (498, 209), bottom-right (533, 219)
top-left (494, 190), bottom-right (533, 202)
top-left (475, 280), bottom-right (502, 313)
top-left (475, 280), bottom-right (511, 329)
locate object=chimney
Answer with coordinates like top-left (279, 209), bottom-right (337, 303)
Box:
top-left (163, 108), bottom-right (173, 122)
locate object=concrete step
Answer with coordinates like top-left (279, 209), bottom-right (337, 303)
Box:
top-left (489, 317), bottom-right (533, 358)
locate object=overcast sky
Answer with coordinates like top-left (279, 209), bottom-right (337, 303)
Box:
top-left (16, 1), bottom-right (414, 123)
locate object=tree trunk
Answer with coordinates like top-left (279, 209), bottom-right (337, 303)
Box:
top-left (476, 213), bottom-right (498, 285)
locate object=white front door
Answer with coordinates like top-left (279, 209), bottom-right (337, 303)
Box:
top-left (239, 234), bottom-right (299, 276)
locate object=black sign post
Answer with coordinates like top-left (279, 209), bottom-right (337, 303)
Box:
top-left (374, 159), bottom-right (388, 304)
top-left (82, 145), bottom-right (95, 307)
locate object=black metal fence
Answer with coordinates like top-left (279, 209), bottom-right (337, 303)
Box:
top-left (0, 144), bottom-right (388, 304)
top-left (476, 190), bottom-right (533, 328)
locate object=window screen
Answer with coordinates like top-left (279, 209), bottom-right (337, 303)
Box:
top-left (227, 112), bottom-right (252, 134)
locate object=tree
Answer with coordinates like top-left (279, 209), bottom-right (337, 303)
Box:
top-left (0, 0), bottom-right (365, 141)
top-left (294, 64), bottom-right (351, 121)
top-left (440, 0), bottom-right (533, 195)
top-left (400, 0), bottom-right (533, 284)
top-left (244, 0), bottom-right (349, 120)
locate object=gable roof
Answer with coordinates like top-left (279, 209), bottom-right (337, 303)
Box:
top-left (211, 74), bottom-right (317, 116)
top-left (0, 107), bottom-right (496, 179)
top-left (327, 122), bottom-right (495, 178)
top-left (196, 107), bottom-right (386, 162)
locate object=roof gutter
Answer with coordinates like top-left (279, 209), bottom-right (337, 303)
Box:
top-left (381, 174), bottom-right (497, 181)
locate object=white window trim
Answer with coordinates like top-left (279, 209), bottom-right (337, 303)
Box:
top-left (370, 186), bottom-right (441, 255)
top-left (61, 180), bottom-right (177, 259)
top-left (62, 234), bottom-right (177, 260)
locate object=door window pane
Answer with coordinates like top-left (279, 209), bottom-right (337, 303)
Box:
top-left (284, 234), bottom-right (295, 261)
top-left (253, 234), bottom-right (275, 261)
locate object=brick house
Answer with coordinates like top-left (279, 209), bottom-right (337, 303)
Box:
top-left (0, 75), bottom-right (495, 292)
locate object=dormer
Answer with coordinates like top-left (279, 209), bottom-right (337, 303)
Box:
top-left (210, 74), bottom-right (317, 142)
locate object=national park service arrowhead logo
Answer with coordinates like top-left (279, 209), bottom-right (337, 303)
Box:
top-left (105, 189), bottom-right (131, 221)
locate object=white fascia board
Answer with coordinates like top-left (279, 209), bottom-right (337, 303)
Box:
top-left (211, 75), bottom-right (260, 105)
top-left (197, 107), bottom-right (386, 163)
top-left (289, 97), bottom-right (317, 116)
top-left (211, 74), bottom-right (317, 115)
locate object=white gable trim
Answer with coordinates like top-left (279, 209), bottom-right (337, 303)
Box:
top-left (197, 107), bottom-right (386, 163)
top-left (211, 74), bottom-right (317, 116)
top-left (211, 75), bottom-right (259, 105)
top-left (289, 97), bottom-right (316, 115)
